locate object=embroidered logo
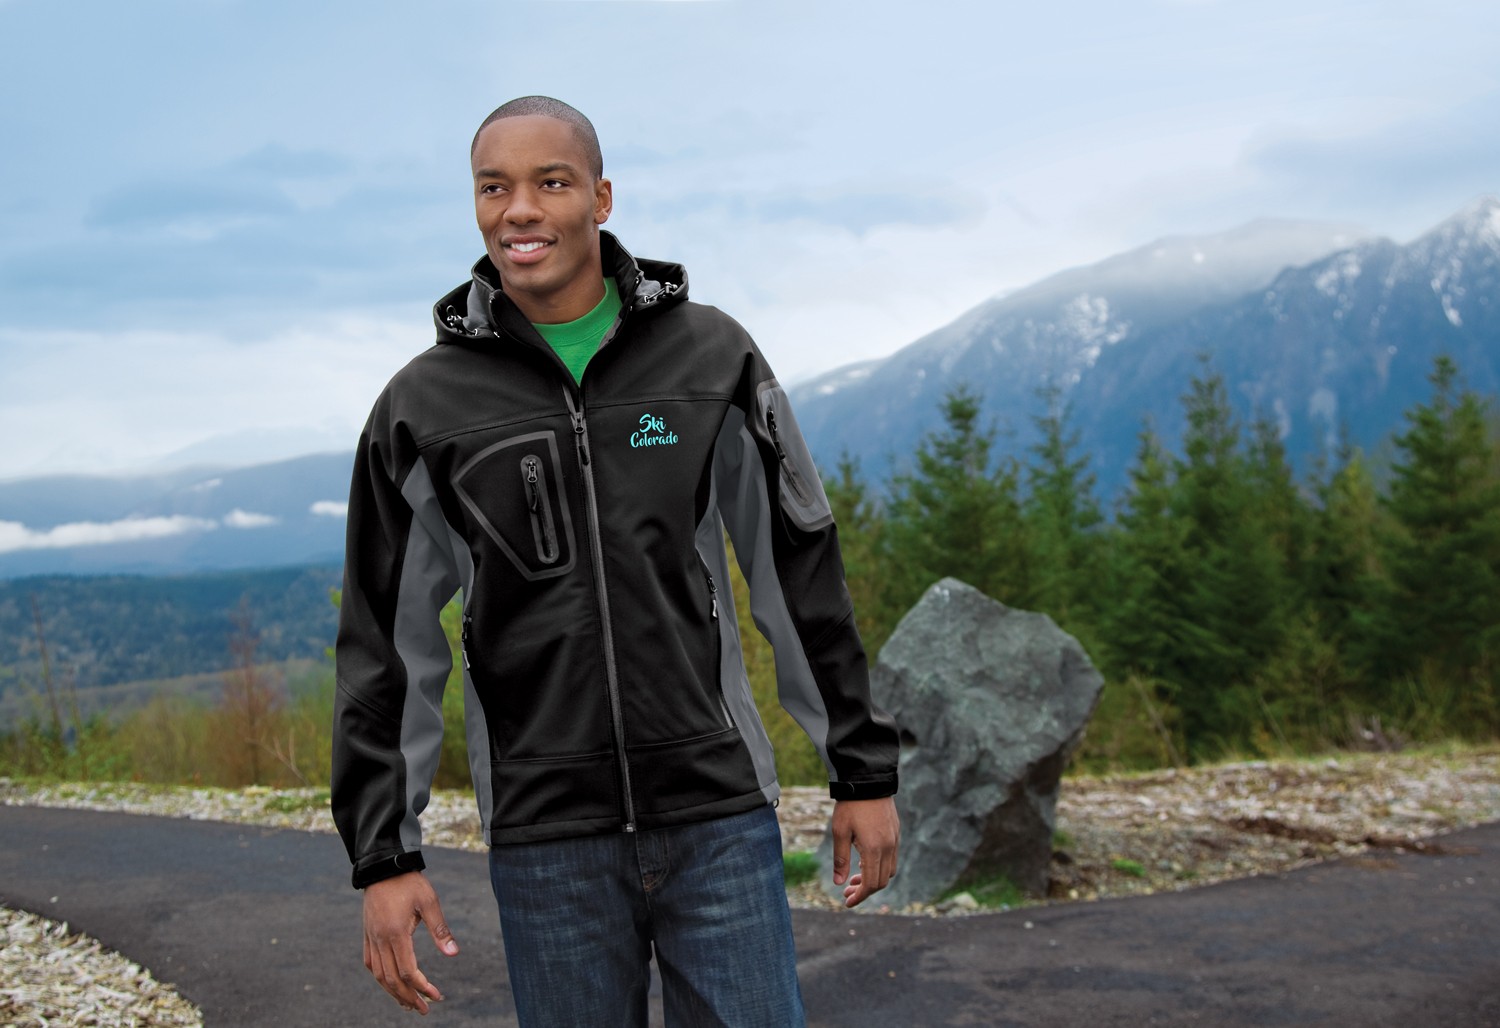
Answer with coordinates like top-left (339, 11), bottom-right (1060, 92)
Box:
top-left (631, 413), bottom-right (679, 449)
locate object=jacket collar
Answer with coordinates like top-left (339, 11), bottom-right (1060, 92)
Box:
top-left (434, 231), bottom-right (688, 344)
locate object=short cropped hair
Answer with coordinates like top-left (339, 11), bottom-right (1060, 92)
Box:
top-left (470, 96), bottom-right (604, 179)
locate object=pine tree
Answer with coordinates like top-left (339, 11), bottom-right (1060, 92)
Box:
top-left (1103, 423), bottom-right (1191, 682)
top-left (881, 384), bottom-right (1029, 614)
top-left (823, 456), bottom-right (896, 656)
top-left (1169, 365), bottom-right (1288, 754)
top-left (1025, 382), bottom-right (1104, 629)
top-left (1303, 442), bottom-right (1384, 709)
top-left (1375, 355), bottom-right (1500, 726)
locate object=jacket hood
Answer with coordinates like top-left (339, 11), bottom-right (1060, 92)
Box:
top-left (434, 231), bottom-right (688, 344)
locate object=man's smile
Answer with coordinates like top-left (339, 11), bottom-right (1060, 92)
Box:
top-left (503, 237), bottom-right (554, 264)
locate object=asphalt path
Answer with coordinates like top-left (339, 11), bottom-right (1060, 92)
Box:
top-left (2, 806), bottom-right (1498, 1027)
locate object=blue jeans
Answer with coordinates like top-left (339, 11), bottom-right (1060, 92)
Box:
top-left (488, 804), bottom-right (806, 1027)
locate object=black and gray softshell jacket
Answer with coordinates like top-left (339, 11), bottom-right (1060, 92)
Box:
top-left (331, 233), bottom-right (899, 888)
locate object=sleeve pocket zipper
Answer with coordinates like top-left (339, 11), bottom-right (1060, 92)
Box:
top-left (522, 455), bottom-right (560, 564)
top-left (765, 408), bottom-right (813, 505)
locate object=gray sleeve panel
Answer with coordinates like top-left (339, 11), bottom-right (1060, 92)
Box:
top-left (695, 480), bottom-right (780, 805)
top-left (395, 457), bottom-right (463, 852)
top-left (712, 408), bottom-right (836, 778)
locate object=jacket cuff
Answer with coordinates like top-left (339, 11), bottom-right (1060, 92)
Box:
top-left (352, 849), bottom-right (427, 890)
top-left (829, 773), bottom-right (898, 801)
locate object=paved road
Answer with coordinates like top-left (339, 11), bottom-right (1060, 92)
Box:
top-left (2, 806), bottom-right (1498, 1026)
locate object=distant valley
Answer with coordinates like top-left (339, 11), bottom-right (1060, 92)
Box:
top-left (0, 565), bottom-right (340, 722)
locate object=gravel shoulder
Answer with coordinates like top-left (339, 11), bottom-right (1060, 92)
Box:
top-left (4, 745), bottom-right (1499, 1024)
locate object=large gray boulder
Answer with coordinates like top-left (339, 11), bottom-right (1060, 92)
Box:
top-left (820, 578), bottom-right (1103, 907)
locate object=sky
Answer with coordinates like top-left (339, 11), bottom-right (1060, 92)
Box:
top-left (1, 0), bottom-right (1496, 482)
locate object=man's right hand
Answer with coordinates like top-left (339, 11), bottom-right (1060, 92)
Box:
top-left (362, 870), bottom-right (460, 1015)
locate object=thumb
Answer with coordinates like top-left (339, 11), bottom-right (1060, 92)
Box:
top-left (830, 822), bottom-right (852, 886)
top-left (421, 894), bottom-right (460, 956)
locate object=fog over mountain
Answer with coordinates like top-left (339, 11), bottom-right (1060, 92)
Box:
top-left (790, 198), bottom-right (1500, 498)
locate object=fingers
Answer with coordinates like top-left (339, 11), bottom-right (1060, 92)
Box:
top-left (369, 923), bottom-right (442, 1013)
top-left (362, 872), bottom-right (456, 1014)
top-left (842, 839), bottom-right (899, 907)
top-left (830, 797), bottom-right (901, 908)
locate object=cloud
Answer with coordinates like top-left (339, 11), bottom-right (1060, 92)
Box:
top-left (634, 182), bottom-right (985, 236)
top-left (0, 318), bottom-right (424, 479)
top-left (86, 181), bottom-right (296, 233)
top-left (222, 509), bottom-right (279, 529)
top-left (227, 144), bottom-right (354, 179)
top-left (310, 501), bottom-right (349, 518)
top-left (0, 515), bottom-right (216, 554)
top-left (1, 149), bottom-right (465, 332)
top-left (1243, 92), bottom-right (1500, 219)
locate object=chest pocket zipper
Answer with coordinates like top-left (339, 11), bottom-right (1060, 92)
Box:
top-left (522, 455), bottom-right (560, 564)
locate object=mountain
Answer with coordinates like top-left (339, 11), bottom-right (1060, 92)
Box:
top-left (1064, 198), bottom-right (1500, 488)
top-left (789, 219), bottom-right (1370, 479)
top-left (0, 453), bottom-right (354, 578)
top-left (790, 199), bottom-right (1500, 497)
top-left (3, 200), bottom-right (1495, 579)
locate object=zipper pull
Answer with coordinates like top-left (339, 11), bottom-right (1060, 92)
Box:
top-left (571, 408), bottom-right (590, 465)
top-left (525, 458), bottom-right (542, 512)
top-left (460, 613), bottom-right (472, 670)
top-left (707, 573), bottom-right (719, 620)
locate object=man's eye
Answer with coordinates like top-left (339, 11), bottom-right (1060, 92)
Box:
top-left (542, 179), bottom-right (567, 189)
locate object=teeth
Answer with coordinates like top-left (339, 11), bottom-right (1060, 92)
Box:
top-left (510, 241), bottom-right (548, 253)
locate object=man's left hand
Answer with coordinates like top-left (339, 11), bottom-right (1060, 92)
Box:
top-left (829, 796), bottom-right (900, 908)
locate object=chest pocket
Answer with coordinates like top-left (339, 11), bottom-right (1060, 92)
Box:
top-left (452, 430), bottom-right (577, 580)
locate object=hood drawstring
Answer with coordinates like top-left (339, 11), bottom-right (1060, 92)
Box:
top-left (442, 305), bottom-right (475, 334)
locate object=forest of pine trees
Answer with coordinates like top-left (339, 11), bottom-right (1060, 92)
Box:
top-left (4, 353), bottom-right (1497, 787)
top-left (825, 354), bottom-right (1500, 770)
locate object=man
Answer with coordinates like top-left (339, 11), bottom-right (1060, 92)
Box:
top-left (332, 95), bottom-right (900, 1025)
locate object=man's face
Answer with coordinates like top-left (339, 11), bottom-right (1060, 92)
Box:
top-left (471, 115), bottom-right (613, 323)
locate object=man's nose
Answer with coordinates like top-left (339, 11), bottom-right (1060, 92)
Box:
top-left (506, 187), bottom-right (543, 223)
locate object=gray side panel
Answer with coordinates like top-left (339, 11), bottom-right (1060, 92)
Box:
top-left (712, 407), bottom-right (835, 779)
top-left (442, 524), bottom-right (493, 845)
top-left (395, 459), bottom-right (462, 851)
top-left (696, 464), bottom-right (778, 805)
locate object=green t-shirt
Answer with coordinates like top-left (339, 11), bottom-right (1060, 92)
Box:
top-left (532, 278), bottom-right (622, 384)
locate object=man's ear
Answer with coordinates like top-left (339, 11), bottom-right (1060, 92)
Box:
top-left (594, 178), bottom-right (613, 225)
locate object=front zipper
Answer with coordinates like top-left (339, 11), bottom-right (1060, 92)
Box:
top-left (765, 408), bottom-right (813, 504)
top-left (564, 386), bottom-right (637, 833)
top-left (460, 613), bottom-right (472, 670)
top-left (521, 455), bottom-right (559, 564)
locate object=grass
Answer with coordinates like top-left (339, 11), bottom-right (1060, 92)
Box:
top-left (942, 873), bottom-right (1028, 910)
top-left (782, 851), bottom-right (818, 887)
top-left (1110, 857), bottom-right (1146, 878)
top-left (261, 789), bottom-right (330, 814)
